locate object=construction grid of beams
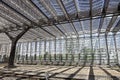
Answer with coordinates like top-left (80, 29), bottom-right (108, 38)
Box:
top-left (0, 0), bottom-right (120, 67)
top-left (0, 0), bottom-right (120, 42)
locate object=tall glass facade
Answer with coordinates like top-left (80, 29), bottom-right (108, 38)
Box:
top-left (0, 33), bottom-right (120, 65)
top-left (0, 33), bottom-right (115, 65)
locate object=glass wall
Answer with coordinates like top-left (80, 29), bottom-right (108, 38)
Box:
top-left (1, 33), bottom-right (120, 65)
top-left (0, 43), bottom-right (10, 63)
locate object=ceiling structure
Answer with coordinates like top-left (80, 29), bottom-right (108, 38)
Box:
top-left (0, 0), bottom-right (120, 43)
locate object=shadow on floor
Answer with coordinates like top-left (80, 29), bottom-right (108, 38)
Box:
top-left (88, 66), bottom-right (95, 80)
top-left (99, 67), bottom-right (119, 80)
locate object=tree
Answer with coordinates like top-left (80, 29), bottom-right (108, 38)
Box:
top-left (5, 27), bottom-right (30, 68)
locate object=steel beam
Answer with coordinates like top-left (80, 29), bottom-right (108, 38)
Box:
top-left (54, 25), bottom-right (67, 37)
top-left (40, 27), bottom-right (56, 38)
top-left (105, 34), bottom-right (110, 65)
top-left (54, 39), bottom-right (56, 54)
top-left (98, 0), bottom-right (110, 36)
top-left (57, 0), bottom-right (79, 36)
top-left (98, 36), bottom-right (101, 65)
top-left (41, 14), bottom-right (119, 26)
top-left (30, 0), bottom-right (66, 37)
top-left (1, 0), bottom-right (55, 38)
top-left (89, 0), bottom-right (94, 65)
top-left (1, 0), bottom-right (31, 23)
top-left (29, 0), bottom-right (49, 20)
top-left (79, 21), bottom-right (85, 38)
top-left (106, 15), bottom-right (118, 34)
top-left (73, 0), bottom-right (85, 37)
top-left (113, 35), bottom-right (119, 64)
top-left (0, 16), bottom-right (22, 28)
top-left (73, 0), bottom-right (79, 17)
top-left (112, 19), bottom-right (120, 35)
top-left (40, 0), bottom-right (58, 20)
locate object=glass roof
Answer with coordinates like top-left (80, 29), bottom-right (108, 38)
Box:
top-left (49, 0), bottom-right (64, 16)
top-left (101, 17), bottom-right (111, 32)
top-left (32, 0), bottom-right (53, 18)
top-left (0, 0), bottom-right (120, 42)
top-left (92, 18), bottom-right (100, 33)
top-left (110, 16), bottom-right (120, 31)
top-left (62, 0), bottom-right (77, 14)
top-left (107, 0), bottom-right (120, 13)
top-left (81, 20), bottom-right (90, 33)
top-left (62, 23), bottom-right (74, 34)
top-left (92, 0), bottom-right (104, 16)
top-left (73, 22), bottom-right (82, 32)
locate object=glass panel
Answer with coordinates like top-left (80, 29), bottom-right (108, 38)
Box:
top-left (14, 32), bottom-right (120, 65)
top-left (73, 22), bottom-right (82, 33)
top-left (3, 0), bottom-right (38, 23)
top-left (62, 0), bottom-right (77, 14)
top-left (61, 23), bottom-right (74, 34)
top-left (99, 34), bottom-right (107, 64)
top-left (92, 19), bottom-right (100, 33)
top-left (32, 0), bottom-right (52, 18)
top-left (81, 20), bottom-right (90, 33)
top-left (43, 27), bottom-right (55, 34)
top-left (110, 16), bottom-right (120, 31)
top-left (101, 17), bottom-right (111, 32)
top-left (107, 0), bottom-right (120, 13)
top-left (77, 0), bottom-right (90, 18)
top-left (49, 0), bottom-right (64, 16)
top-left (92, 0), bottom-right (104, 16)
top-left (57, 24), bottom-right (67, 34)
top-left (78, 0), bottom-right (90, 11)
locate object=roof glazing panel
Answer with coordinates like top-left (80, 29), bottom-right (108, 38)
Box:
top-left (57, 24), bottom-right (68, 35)
top-left (61, 23), bottom-right (74, 34)
top-left (48, 0), bottom-right (64, 16)
top-left (101, 17), bottom-right (111, 32)
top-left (0, 0), bottom-right (119, 42)
top-left (107, 0), bottom-right (120, 13)
top-left (62, 0), bottom-right (77, 14)
top-left (73, 22), bottom-right (82, 33)
top-left (92, 0), bottom-right (104, 16)
top-left (92, 19), bottom-right (100, 33)
top-left (43, 26), bottom-right (62, 37)
top-left (32, 0), bottom-right (52, 18)
top-left (77, 0), bottom-right (90, 11)
top-left (110, 16), bottom-right (120, 31)
top-left (81, 20), bottom-right (90, 33)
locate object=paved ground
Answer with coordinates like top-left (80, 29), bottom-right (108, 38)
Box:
top-left (0, 64), bottom-right (120, 80)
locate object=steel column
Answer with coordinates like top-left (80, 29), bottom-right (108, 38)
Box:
top-left (113, 35), bottom-right (119, 64)
top-left (105, 34), bottom-right (110, 65)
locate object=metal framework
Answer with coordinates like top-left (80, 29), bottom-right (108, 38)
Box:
top-left (0, 0), bottom-right (119, 42)
top-left (0, 0), bottom-right (120, 66)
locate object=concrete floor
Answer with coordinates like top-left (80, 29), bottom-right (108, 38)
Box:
top-left (0, 64), bottom-right (120, 80)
